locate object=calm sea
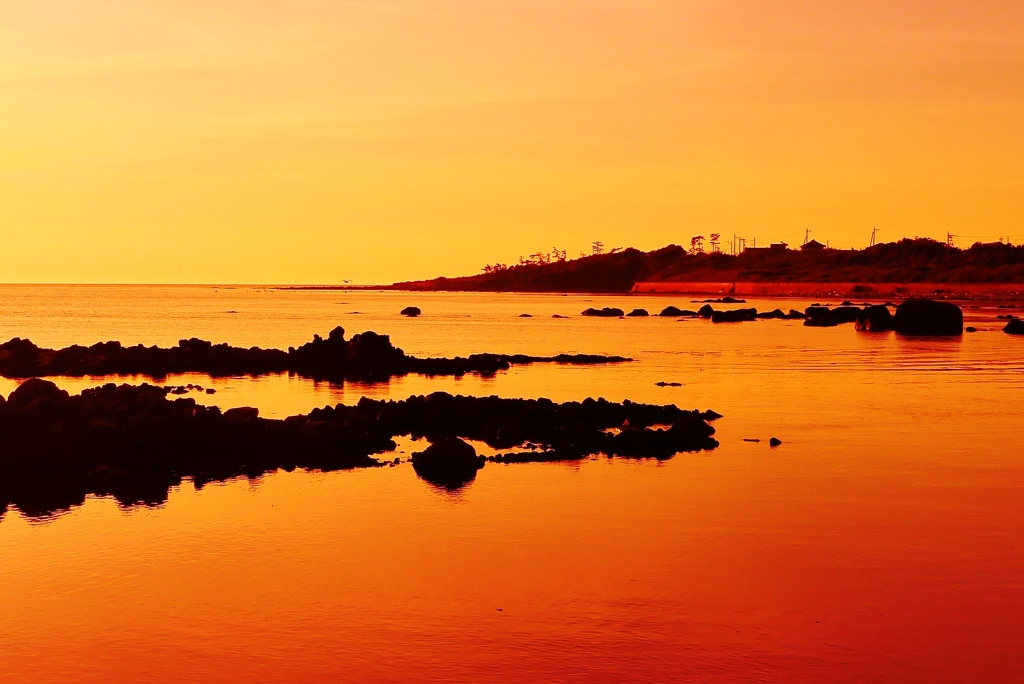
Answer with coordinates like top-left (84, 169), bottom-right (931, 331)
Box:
top-left (1, 285), bottom-right (1022, 683)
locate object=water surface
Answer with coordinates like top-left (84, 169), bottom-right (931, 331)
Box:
top-left (1, 286), bottom-right (1022, 682)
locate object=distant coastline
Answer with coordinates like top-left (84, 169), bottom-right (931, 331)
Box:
top-left (282, 238), bottom-right (1024, 298)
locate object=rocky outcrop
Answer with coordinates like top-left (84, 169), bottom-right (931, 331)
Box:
top-left (0, 383), bottom-right (721, 517)
top-left (581, 307), bottom-right (625, 317)
top-left (893, 299), bottom-right (963, 336)
top-left (804, 305), bottom-right (863, 327)
top-left (1005, 319), bottom-right (1024, 335)
top-left (711, 308), bottom-right (758, 323)
top-left (626, 308), bottom-right (650, 317)
top-left (659, 306), bottom-right (697, 317)
top-left (0, 328), bottom-right (630, 384)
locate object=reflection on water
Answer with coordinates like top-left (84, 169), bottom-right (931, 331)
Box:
top-left (1, 286), bottom-right (1023, 682)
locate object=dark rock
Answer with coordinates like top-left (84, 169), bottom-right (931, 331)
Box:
top-left (655, 381), bottom-right (682, 387)
top-left (626, 308), bottom-right (649, 317)
top-left (786, 309), bottom-right (807, 319)
top-left (400, 306), bottom-right (421, 317)
top-left (411, 437), bottom-right (485, 490)
top-left (893, 299), bottom-right (963, 336)
top-left (769, 437), bottom-right (782, 447)
top-left (7, 378), bottom-right (70, 411)
top-left (711, 308), bottom-right (758, 323)
top-left (0, 385), bottom-right (720, 516)
top-left (697, 304), bottom-right (715, 318)
top-left (805, 306), bottom-right (863, 327)
top-left (519, 313), bottom-right (533, 318)
top-left (659, 306), bottom-right (697, 317)
top-left (693, 297), bottom-right (746, 304)
top-left (1005, 319), bottom-right (1024, 335)
top-left (965, 326), bottom-right (978, 333)
top-left (223, 407), bottom-right (259, 424)
top-left (552, 314), bottom-right (569, 319)
top-left (0, 329), bottom-right (630, 384)
top-left (757, 309), bottom-right (786, 319)
top-left (581, 307), bottom-right (625, 317)
top-left (855, 305), bottom-right (894, 332)
top-left (996, 314), bottom-right (1018, 320)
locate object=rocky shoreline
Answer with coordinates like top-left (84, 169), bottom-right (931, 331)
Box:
top-left (0, 326), bottom-right (629, 383)
top-left (0, 380), bottom-right (720, 518)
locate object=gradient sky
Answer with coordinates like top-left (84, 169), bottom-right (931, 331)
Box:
top-left (1, 1), bottom-right (1022, 283)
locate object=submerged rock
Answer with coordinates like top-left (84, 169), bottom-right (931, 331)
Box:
top-left (400, 306), bottom-right (421, 317)
top-left (893, 299), bottom-right (963, 336)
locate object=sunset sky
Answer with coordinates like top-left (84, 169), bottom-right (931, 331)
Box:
top-left (1, 1), bottom-right (1022, 283)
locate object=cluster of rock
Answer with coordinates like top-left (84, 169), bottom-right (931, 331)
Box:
top-left (804, 299), bottom-right (964, 335)
top-left (0, 381), bottom-right (720, 517)
top-left (0, 327), bottom-right (629, 383)
top-left (577, 298), bottom-right (970, 335)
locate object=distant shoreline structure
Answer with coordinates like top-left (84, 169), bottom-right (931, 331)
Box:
top-left (630, 281), bottom-right (1024, 298)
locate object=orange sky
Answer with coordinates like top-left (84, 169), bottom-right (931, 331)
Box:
top-left (1, 1), bottom-right (1022, 284)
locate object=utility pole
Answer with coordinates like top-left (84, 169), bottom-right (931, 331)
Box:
top-left (870, 227), bottom-right (878, 247)
top-left (803, 229), bottom-right (811, 246)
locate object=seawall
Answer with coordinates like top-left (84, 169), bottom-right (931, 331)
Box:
top-left (631, 281), bottom-right (1024, 298)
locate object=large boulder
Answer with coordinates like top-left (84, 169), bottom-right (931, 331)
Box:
top-left (626, 308), bottom-right (649, 317)
top-left (411, 437), bottom-right (485, 490)
top-left (893, 299), bottom-right (963, 336)
top-left (697, 304), bottom-right (715, 319)
top-left (855, 305), bottom-right (894, 332)
top-left (400, 306), bottom-right (421, 317)
top-left (1005, 319), bottom-right (1024, 335)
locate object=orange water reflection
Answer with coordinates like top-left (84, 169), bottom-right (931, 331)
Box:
top-left (1, 287), bottom-right (1023, 682)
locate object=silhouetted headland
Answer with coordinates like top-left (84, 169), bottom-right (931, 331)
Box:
top-left (367, 239), bottom-right (1024, 297)
top-left (0, 381), bottom-right (720, 518)
top-left (0, 327), bottom-right (629, 383)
